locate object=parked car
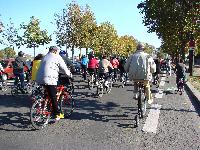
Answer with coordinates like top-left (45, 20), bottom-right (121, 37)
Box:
top-left (0, 58), bottom-right (29, 80)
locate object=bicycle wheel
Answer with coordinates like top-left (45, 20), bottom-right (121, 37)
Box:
top-left (11, 86), bottom-right (19, 97)
top-left (97, 83), bottom-right (104, 97)
top-left (30, 99), bottom-right (51, 129)
top-left (106, 80), bottom-right (112, 93)
top-left (0, 81), bottom-right (8, 92)
top-left (60, 92), bottom-right (75, 117)
top-left (138, 90), bottom-right (146, 118)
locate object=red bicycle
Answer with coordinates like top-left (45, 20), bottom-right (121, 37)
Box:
top-left (30, 83), bottom-right (74, 129)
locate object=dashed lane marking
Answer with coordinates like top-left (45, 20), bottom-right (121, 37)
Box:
top-left (142, 104), bottom-right (162, 134)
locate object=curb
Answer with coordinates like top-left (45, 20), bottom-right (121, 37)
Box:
top-left (185, 81), bottom-right (200, 103)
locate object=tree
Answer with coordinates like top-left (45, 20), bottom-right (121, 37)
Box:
top-left (3, 47), bottom-right (16, 58)
top-left (94, 22), bottom-right (118, 55)
top-left (0, 18), bottom-right (19, 49)
top-left (20, 16), bottom-right (51, 57)
top-left (137, 0), bottom-right (199, 59)
top-left (79, 5), bottom-right (97, 55)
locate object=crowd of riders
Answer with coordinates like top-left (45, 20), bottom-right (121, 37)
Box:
top-left (0, 44), bottom-right (187, 120)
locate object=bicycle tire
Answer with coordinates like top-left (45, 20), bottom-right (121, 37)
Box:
top-left (11, 86), bottom-right (19, 97)
top-left (30, 99), bottom-right (50, 129)
top-left (97, 84), bottom-right (103, 97)
top-left (0, 81), bottom-right (8, 92)
top-left (60, 93), bottom-right (75, 118)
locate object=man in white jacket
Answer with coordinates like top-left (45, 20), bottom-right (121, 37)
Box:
top-left (36, 46), bottom-right (72, 121)
top-left (124, 43), bottom-right (156, 104)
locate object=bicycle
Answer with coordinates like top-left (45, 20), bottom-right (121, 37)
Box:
top-left (0, 71), bottom-right (8, 92)
top-left (120, 72), bottom-right (128, 88)
top-left (87, 72), bottom-right (96, 90)
top-left (30, 83), bottom-right (75, 129)
top-left (11, 76), bottom-right (31, 96)
top-left (96, 74), bottom-right (112, 97)
top-left (152, 73), bottom-right (159, 87)
top-left (134, 82), bottom-right (147, 127)
top-left (177, 77), bottom-right (185, 95)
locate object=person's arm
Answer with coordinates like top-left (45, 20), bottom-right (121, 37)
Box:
top-left (58, 55), bottom-right (72, 77)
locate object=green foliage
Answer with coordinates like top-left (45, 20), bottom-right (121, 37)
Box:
top-left (0, 47), bottom-right (16, 59)
top-left (19, 16), bottom-right (51, 56)
top-left (137, 0), bottom-right (200, 58)
top-left (0, 18), bottom-right (18, 48)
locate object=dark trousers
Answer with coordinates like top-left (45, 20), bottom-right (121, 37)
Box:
top-left (88, 68), bottom-right (97, 83)
top-left (44, 85), bottom-right (60, 116)
top-left (82, 65), bottom-right (87, 80)
top-left (14, 73), bottom-right (25, 89)
top-left (113, 68), bottom-right (118, 79)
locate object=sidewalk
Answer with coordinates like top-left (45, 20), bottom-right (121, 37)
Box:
top-left (185, 81), bottom-right (200, 103)
top-left (185, 67), bottom-right (200, 103)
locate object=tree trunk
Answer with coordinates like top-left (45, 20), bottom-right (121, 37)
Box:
top-left (34, 45), bottom-right (36, 58)
top-left (86, 47), bottom-right (88, 56)
top-left (79, 48), bottom-right (82, 60)
top-left (72, 46), bottom-right (74, 63)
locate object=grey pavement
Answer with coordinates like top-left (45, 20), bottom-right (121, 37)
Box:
top-left (0, 74), bottom-right (199, 150)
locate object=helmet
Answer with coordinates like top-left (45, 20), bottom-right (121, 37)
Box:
top-left (49, 46), bottom-right (59, 52)
top-left (59, 50), bottom-right (66, 56)
top-left (137, 43), bottom-right (144, 51)
top-left (18, 51), bottom-right (24, 57)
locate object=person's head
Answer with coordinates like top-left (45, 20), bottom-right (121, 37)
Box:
top-left (102, 55), bottom-right (107, 59)
top-left (59, 50), bottom-right (66, 57)
top-left (136, 43), bottom-right (144, 51)
top-left (34, 54), bottom-right (44, 60)
top-left (179, 58), bottom-right (183, 63)
top-left (49, 46), bottom-right (59, 54)
top-left (18, 51), bottom-right (24, 57)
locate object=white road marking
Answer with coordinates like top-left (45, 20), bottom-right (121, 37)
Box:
top-left (142, 104), bottom-right (162, 133)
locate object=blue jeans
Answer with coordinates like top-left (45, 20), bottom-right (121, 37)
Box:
top-left (14, 73), bottom-right (25, 89)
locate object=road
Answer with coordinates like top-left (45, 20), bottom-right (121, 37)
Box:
top-left (0, 73), bottom-right (199, 150)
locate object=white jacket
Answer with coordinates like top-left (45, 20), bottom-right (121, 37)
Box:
top-left (124, 50), bottom-right (156, 81)
top-left (36, 52), bottom-right (71, 85)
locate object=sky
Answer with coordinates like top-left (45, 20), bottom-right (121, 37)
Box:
top-left (0, 0), bottom-right (161, 57)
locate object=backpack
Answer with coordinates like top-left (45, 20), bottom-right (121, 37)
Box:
top-left (129, 53), bottom-right (149, 80)
top-left (13, 59), bottom-right (23, 69)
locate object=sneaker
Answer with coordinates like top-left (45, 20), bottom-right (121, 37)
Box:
top-left (56, 113), bottom-right (64, 121)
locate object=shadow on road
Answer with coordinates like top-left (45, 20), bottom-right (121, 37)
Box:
top-left (0, 111), bottom-right (33, 131)
top-left (0, 94), bottom-right (33, 131)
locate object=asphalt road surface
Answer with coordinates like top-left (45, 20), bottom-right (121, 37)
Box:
top-left (0, 74), bottom-right (199, 150)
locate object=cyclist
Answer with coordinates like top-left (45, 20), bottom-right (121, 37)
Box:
top-left (119, 56), bottom-right (127, 81)
top-left (88, 54), bottom-right (98, 85)
top-left (59, 50), bottom-right (75, 86)
top-left (31, 54), bottom-right (44, 81)
top-left (81, 55), bottom-right (89, 81)
top-left (124, 43), bottom-right (156, 104)
top-left (152, 58), bottom-right (160, 84)
top-left (98, 55), bottom-right (113, 87)
top-left (175, 59), bottom-right (187, 90)
top-left (13, 51), bottom-right (28, 93)
top-left (110, 55), bottom-right (119, 81)
top-left (36, 46), bottom-right (72, 121)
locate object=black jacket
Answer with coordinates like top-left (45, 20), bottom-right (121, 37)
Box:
top-left (13, 56), bottom-right (27, 74)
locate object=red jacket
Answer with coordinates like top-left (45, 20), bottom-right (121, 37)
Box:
top-left (88, 58), bottom-right (98, 69)
top-left (110, 58), bottom-right (119, 68)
